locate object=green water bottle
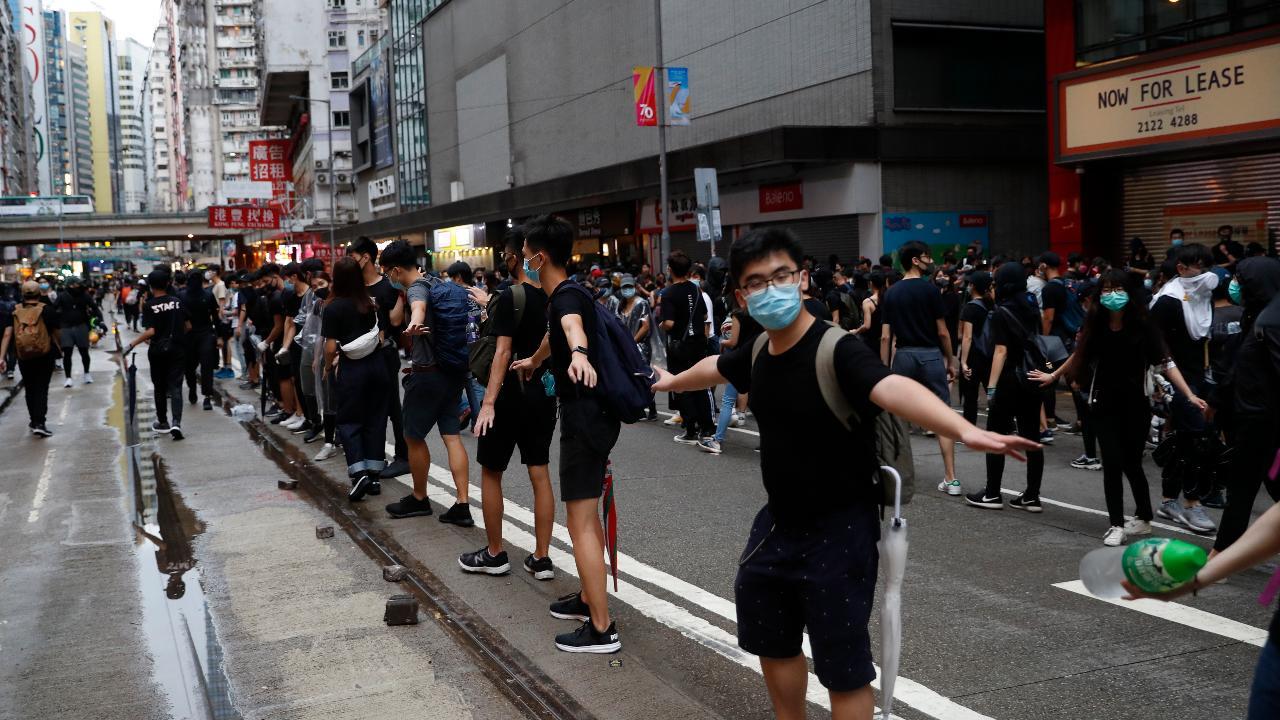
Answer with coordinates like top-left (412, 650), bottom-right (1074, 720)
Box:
top-left (1079, 538), bottom-right (1207, 599)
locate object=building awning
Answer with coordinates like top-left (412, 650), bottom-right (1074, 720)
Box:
top-left (260, 71), bottom-right (309, 127)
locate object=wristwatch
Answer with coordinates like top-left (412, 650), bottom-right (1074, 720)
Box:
top-left (572, 345), bottom-right (589, 356)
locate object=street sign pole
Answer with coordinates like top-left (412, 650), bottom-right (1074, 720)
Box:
top-left (653, 0), bottom-right (670, 268)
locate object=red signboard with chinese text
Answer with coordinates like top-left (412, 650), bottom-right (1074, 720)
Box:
top-left (959, 214), bottom-right (988, 228)
top-left (208, 205), bottom-right (282, 230)
top-left (759, 182), bottom-right (804, 213)
top-left (249, 139), bottom-right (291, 184)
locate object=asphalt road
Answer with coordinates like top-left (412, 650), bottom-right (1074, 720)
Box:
top-left (1, 328), bottom-right (1274, 720)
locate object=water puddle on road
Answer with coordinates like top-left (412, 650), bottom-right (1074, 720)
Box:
top-left (119, 360), bottom-right (242, 720)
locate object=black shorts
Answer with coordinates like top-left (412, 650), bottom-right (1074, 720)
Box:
top-left (275, 345), bottom-right (295, 380)
top-left (557, 395), bottom-right (620, 502)
top-left (402, 370), bottom-right (465, 440)
top-left (477, 387), bottom-right (557, 472)
top-left (242, 335), bottom-right (257, 364)
top-left (735, 503), bottom-right (880, 692)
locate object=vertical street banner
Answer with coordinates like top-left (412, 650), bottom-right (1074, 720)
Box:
top-left (666, 67), bottom-right (691, 126)
top-left (633, 66), bottom-right (657, 127)
top-left (21, 0), bottom-right (51, 195)
top-left (370, 46), bottom-right (393, 170)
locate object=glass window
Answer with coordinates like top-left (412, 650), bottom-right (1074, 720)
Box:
top-left (332, 111), bottom-right (350, 128)
top-left (328, 31), bottom-right (346, 48)
top-left (1077, 0), bottom-right (1275, 63)
top-left (331, 71), bottom-right (349, 90)
top-left (893, 24), bottom-right (1044, 111)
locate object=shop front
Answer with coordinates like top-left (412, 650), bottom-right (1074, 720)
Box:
top-left (1048, 2), bottom-right (1280, 264)
top-left (431, 223), bottom-right (494, 273)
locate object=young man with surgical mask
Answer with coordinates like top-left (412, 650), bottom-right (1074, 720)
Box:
top-left (1150, 243), bottom-right (1219, 533)
top-left (653, 227), bottom-right (1037, 720)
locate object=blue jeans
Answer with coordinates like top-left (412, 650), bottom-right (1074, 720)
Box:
top-left (1249, 638), bottom-right (1280, 720)
top-left (459, 374), bottom-right (487, 431)
top-left (714, 384), bottom-right (739, 442)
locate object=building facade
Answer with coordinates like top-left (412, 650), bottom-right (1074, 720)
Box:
top-left (1047, 0), bottom-right (1280, 264)
top-left (0, 0), bottom-right (36, 196)
top-left (66, 41), bottom-right (94, 200)
top-left (119, 38), bottom-right (151, 213)
top-left (68, 11), bottom-right (121, 213)
top-left (336, 1), bottom-right (1046, 271)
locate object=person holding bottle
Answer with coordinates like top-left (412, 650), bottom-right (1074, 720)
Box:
top-left (1031, 269), bottom-right (1206, 546)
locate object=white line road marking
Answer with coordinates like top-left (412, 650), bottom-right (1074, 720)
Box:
top-left (401, 449), bottom-right (995, 719)
top-left (997, 490), bottom-right (1201, 539)
top-left (655, 410), bottom-right (760, 437)
top-left (58, 396), bottom-right (70, 423)
top-left (1053, 580), bottom-right (1268, 647)
top-left (28, 449), bottom-right (57, 523)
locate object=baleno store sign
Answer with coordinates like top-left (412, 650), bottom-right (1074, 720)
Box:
top-left (1056, 34), bottom-right (1280, 162)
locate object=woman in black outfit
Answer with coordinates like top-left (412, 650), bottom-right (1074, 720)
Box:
top-left (965, 263), bottom-right (1046, 511)
top-left (1032, 269), bottom-right (1205, 546)
top-left (957, 271), bottom-right (993, 426)
top-left (855, 271), bottom-right (885, 356)
top-left (322, 257), bottom-right (390, 501)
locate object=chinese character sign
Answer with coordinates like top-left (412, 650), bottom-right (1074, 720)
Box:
top-left (208, 205), bottom-right (281, 230)
top-left (633, 66), bottom-right (657, 127)
top-left (666, 67), bottom-right (691, 126)
top-left (248, 140), bottom-right (291, 197)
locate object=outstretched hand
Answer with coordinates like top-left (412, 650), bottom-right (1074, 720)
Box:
top-left (958, 427), bottom-right (1041, 463)
top-left (1121, 578), bottom-right (1200, 602)
top-left (651, 365), bottom-right (674, 393)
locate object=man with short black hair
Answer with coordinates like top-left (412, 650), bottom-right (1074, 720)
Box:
top-left (880, 239), bottom-right (961, 495)
top-left (0, 281), bottom-right (60, 435)
top-left (661, 250), bottom-right (715, 450)
top-left (126, 271), bottom-right (190, 440)
top-left (511, 215), bottom-right (621, 654)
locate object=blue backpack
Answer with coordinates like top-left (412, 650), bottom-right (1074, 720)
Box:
top-left (420, 278), bottom-right (471, 373)
top-left (556, 283), bottom-right (656, 423)
top-left (1050, 278), bottom-right (1086, 334)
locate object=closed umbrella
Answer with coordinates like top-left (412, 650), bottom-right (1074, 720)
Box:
top-left (877, 466), bottom-right (908, 720)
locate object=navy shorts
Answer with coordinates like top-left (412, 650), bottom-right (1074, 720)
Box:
top-left (735, 504), bottom-right (880, 692)
top-left (477, 386), bottom-right (557, 472)
top-left (892, 346), bottom-right (950, 404)
top-left (402, 370), bottom-right (465, 440)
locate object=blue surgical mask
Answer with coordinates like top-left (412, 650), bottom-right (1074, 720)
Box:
top-left (1143, 278), bottom-right (1153, 290)
top-left (747, 283), bottom-right (803, 330)
top-left (1229, 278), bottom-right (1242, 305)
top-left (38, 282), bottom-right (49, 291)
top-left (523, 255), bottom-right (541, 284)
top-left (1171, 238), bottom-right (1184, 247)
top-left (690, 278), bottom-right (701, 288)
top-left (621, 287), bottom-right (636, 299)
top-left (1100, 290), bottom-right (1129, 312)
top-left (390, 280), bottom-right (405, 292)
top-left (283, 282), bottom-right (295, 294)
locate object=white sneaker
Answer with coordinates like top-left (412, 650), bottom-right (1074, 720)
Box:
top-left (1103, 526), bottom-right (1125, 547)
top-left (63, 377), bottom-right (73, 388)
top-left (662, 413), bottom-right (683, 426)
top-left (732, 412), bottom-right (746, 428)
top-left (83, 374), bottom-right (93, 384)
top-left (282, 415), bottom-right (306, 429)
top-left (937, 479), bottom-right (963, 496)
top-left (314, 443), bottom-right (339, 461)
top-left (1123, 517), bottom-right (1152, 538)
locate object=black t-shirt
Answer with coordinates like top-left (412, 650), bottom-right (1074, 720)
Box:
top-left (941, 288), bottom-right (961, 343)
top-left (367, 277), bottom-right (400, 343)
top-left (142, 294), bottom-right (187, 342)
top-left (804, 296), bottom-right (832, 322)
top-left (248, 287), bottom-right (274, 336)
top-left (881, 277), bottom-right (944, 349)
top-left (490, 282), bottom-right (550, 398)
top-left (181, 289), bottom-right (219, 333)
top-left (283, 290), bottom-right (304, 326)
top-left (1088, 323), bottom-right (1170, 408)
top-left (660, 281), bottom-right (704, 343)
top-left (987, 302), bottom-right (1037, 389)
top-left (237, 286), bottom-right (257, 326)
top-left (547, 282), bottom-right (599, 400)
top-left (1208, 304), bottom-right (1244, 384)
top-left (54, 289), bottom-right (93, 326)
top-left (734, 310), bottom-right (764, 351)
top-left (321, 297), bottom-right (376, 346)
top-left (718, 318), bottom-right (892, 529)
top-left (1151, 295), bottom-right (1207, 383)
top-left (1041, 279), bottom-right (1071, 341)
top-left (959, 299), bottom-right (991, 360)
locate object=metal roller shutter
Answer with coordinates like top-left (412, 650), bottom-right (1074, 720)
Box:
top-left (753, 214), bottom-right (862, 266)
top-left (1123, 152), bottom-right (1280, 262)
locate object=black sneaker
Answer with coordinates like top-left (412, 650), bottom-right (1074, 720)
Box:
top-left (169, 425), bottom-right (184, 441)
top-left (270, 412), bottom-right (290, 424)
top-left (349, 474), bottom-right (374, 502)
top-left (964, 491), bottom-right (1004, 509)
top-left (368, 480), bottom-right (381, 496)
top-left (30, 424), bottom-right (53, 437)
top-left (524, 554), bottom-right (554, 581)
top-left (386, 493), bottom-right (433, 518)
top-left (459, 547), bottom-right (511, 575)
top-left (1008, 494), bottom-right (1043, 513)
top-left (302, 426), bottom-right (324, 444)
top-left (202, 397), bottom-right (213, 411)
top-left (380, 458), bottom-right (410, 479)
top-left (290, 421), bottom-right (314, 435)
top-left (555, 620), bottom-right (621, 654)
top-left (549, 592), bottom-right (590, 622)
top-left (188, 387), bottom-right (197, 405)
top-left (438, 502), bottom-right (475, 527)
top-left (152, 420), bottom-right (171, 433)
top-left (1201, 490), bottom-right (1227, 509)
top-left (239, 381), bottom-right (258, 390)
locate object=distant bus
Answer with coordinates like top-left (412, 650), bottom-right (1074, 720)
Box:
top-left (0, 195), bottom-right (94, 216)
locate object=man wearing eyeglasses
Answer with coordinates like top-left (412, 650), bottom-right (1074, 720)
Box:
top-left (652, 227), bottom-right (1037, 720)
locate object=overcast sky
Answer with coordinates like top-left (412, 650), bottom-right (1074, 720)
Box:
top-left (45, 0), bottom-right (162, 49)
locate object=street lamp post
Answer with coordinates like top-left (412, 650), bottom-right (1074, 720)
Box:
top-left (289, 95), bottom-right (337, 265)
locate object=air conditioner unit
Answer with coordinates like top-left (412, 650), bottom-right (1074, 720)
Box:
top-left (316, 172), bottom-right (329, 185)
top-left (335, 172), bottom-right (350, 184)
top-left (314, 159), bottom-right (329, 171)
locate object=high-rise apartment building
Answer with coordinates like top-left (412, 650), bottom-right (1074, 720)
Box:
top-left (66, 41), bottom-right (93, 200)
top-left (67, 11), bottom-right (120, 213)
top-left (118, 38), bottom-right (150, 213)
top-left (1, 0), bottom-right (36, 196)
top-left (44, 10), bottom-right (72, 197)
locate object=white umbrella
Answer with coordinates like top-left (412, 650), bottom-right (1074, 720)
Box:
top-left (877, 466), bottom-right (908, 720)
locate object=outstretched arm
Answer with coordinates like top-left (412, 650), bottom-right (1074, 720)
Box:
top-left (870, 374), bottom-right (1038, 461)
top-left (651, 355), bottom-right (725, 393)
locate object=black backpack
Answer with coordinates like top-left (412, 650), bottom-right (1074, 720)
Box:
top-left (837, 292), bottom-right (863, 331)
top-left (555, 283), bottom-right (655, 423)
top-left (468, 284), bottom-right (526, 382)
top-left (967, 299), bottom-right (995, 381)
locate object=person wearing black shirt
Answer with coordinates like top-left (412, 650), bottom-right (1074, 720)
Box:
top-left (180, 269), bottom-right (220, 411)
top-left (1037, 252), bottom-right (1071, 435)
top-left (347, 236), bottom-right (410, 480)
top-left (957, 271), bottom-right (993, 426)
top-left (653, 227), bottom-right (1036, 717)
top-left (54, 277), bottom-right (98, 385)
top-left (459, 230), bottom-right (559, 579)
top-left (126, 271), bottom-right (189, 440)
top-left (510, 215), bottom-right (622, 655)
top-left (964, 262), bottom-right (1047, 511)
top-left (235, 279), bottom-right (260, 388)
top-left (879, 240), bottom-right (961, 495)
top-left (322, 256), bottom-right (390, 501)
top-left (661, 250), bottom-right (714, 448)
top-left (0, 281), bottom-right (61, 435)
top-left (274, 263), bottom-right (313, 429)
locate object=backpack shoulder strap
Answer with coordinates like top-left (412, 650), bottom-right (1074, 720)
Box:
top-left (815, 323), bottom-right (856, 432)
top-left (512, 283), bottom-right (527, 327)
top-left (749, 330), bottom-right (769, 366)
